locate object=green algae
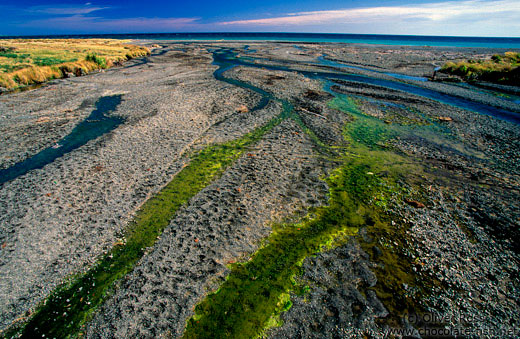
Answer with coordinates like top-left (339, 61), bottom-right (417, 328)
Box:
top-left (328, 95), bottom-right (399, 148)
top-left (182, 100), bottom-right (424, 339)
top-left (182, 164), bottom-right (363, 339)
top-left (328, 94), bottom-right (487, 161)
top-left (182, 90), bottom-right (440, 338)
top-left (329, 94), bottom-right (447, 327)
top-left (3, 112), bottom-right (284, 339)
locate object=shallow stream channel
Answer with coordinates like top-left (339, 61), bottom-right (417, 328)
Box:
top-left (0, 95), bottom-right (124, 185)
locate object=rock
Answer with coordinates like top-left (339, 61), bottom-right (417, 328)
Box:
top-left (35, 117), bottom-right (51, 124)
top-left (431, 72), bottom-right (463, 82)
top-left (75, 68), bottom-right (86, 77)
top-left (303, 89), bottom-right (333, 101)
top-left (236, 105), bottom-right (249, 113)
top-left (59, 67), bottom-right (74, 78)
top-left (405, 199), bottom-right (426, 208)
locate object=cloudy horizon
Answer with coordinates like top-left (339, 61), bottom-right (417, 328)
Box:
top-left (1, 0), bottom-right (519, 37)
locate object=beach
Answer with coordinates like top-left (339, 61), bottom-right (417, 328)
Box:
top-left (0, 41), bottom-right (519, 338)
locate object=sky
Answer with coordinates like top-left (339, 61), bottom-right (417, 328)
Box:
top-left (0, 0), bottom-right (519, 37)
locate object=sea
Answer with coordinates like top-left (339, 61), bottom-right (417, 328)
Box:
top-left (3, 33), bottom-right (520, 49)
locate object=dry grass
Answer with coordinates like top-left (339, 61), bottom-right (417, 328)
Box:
top-left (0, 39), bottom-right (150, 89)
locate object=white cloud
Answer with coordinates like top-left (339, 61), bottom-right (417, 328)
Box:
top-left (219, 0), bottom-right (520, 26)
top-left (21, 15), bottom-right (201, 32)
top-left (27, 4), bottom-right (110, 15)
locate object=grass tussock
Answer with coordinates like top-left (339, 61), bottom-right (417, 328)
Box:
top-left (441, 51), bottom-right (520, 85)
top-left (0, 39), bottom-right (150, 89)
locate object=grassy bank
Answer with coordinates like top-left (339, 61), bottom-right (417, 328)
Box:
top-left (0, 39), bottom-right (150, 89)
top-left (2, 112), bottom-right (283, 339)
top-left (440, 51), bottom-right (520, 85)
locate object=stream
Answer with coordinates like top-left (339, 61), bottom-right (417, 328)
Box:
top-left (2, 46), bottom-right (517, 186)
top-left (0, 95), bottom-right (123, 185)
top-left (212, 48), bottom-right (520, 124)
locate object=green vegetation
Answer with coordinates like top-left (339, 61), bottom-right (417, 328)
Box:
top-left (329, 94), bottom-right (443, 326)
top-left (85, 53), bottom-right (107, 69)
top-left (441, 51), bottom-right (520, 84)
top-left (3, 112), bottom-right (284, 339)
top-left (33, 56), bottom-right (78, 67)
top-left (0, 65), bottom-right (19, 73)
top-left (0, 51), bottom-right (29, 59)
top-left (0, 39), bottom-right (150, 89)
top-left (183, 168), bottom-right (361, 338)
top-left (183, 94), bottom-right (427, 338)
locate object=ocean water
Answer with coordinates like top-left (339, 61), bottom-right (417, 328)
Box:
top-left (4, 33), bottom-right (520, 48)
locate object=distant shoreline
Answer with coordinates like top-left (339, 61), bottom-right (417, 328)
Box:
top-left (2, 33), bottom-right (520, 48)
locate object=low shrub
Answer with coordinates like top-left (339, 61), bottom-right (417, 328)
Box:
top-left (85, 53), bottom-right (107, 68)
top-left (441, 51), bottom-right (519, 84)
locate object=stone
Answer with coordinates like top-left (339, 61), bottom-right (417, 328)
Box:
top-left (405, 199), bottom-right (426, 208)
top-left (236, 105), bottom-right (249, 113)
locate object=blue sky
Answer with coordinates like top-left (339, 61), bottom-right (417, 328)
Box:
top-left (1, 0), bottom-right (519, 37)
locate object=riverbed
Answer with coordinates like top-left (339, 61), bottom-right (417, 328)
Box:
top-left (1, 42), bottom-right (519, 338)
